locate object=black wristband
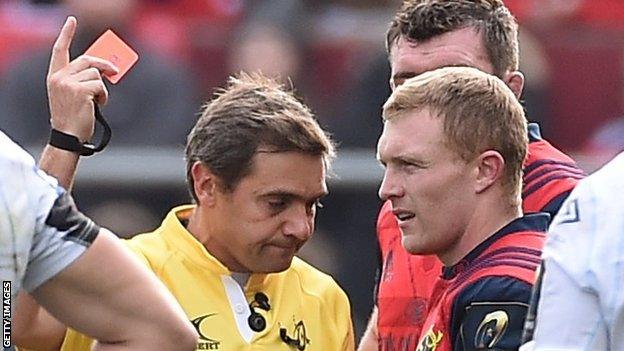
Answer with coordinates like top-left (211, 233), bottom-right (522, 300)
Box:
top-left (48, 105), bottom-right (112, 156)
top-left (49, 129), bottom-right (96, 156)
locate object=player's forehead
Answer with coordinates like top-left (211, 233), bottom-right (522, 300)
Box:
top-left (390, 29), bottom-right (494, 81)
top-left (377, 109), bottom-right (445, 162)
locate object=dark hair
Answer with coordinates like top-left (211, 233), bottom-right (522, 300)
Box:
top-left (386, 0), bottom-right (519, 77)
top-left (185, 72), bottom-right (335, 202)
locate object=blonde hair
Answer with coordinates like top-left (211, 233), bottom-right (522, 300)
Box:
top-left (383, 66), bottom-right (527, 204)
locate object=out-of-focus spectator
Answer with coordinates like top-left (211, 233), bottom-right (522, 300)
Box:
top-left (228, 22), bottom-right (302, 84)
top-left (0, 1), bottom-right (61, 74)
top-left (0, 0), bottom-right (199, 149)
top-left (87, 199), bottom-right (160, 239)
top-left (134, 0), bottom-right (244, 90)
top-left (506, 0), bottom-right (624, 29)
top-left (225, 18), bottom-right (331, 126)
top-left (504, 0), bottom-right (624, 151)
top-left (337, 53), bottom-right (389, 149)
top-left (517, 29), bottom-right (553, 134)
top-left (585, 117), bottom-right (624, 158)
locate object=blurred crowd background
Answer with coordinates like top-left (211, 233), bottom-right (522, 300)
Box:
top-left (1, 0), bottom-right (623, 340)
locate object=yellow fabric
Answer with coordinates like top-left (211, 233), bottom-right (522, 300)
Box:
top-left (61, 205), bottom-right (354, 350)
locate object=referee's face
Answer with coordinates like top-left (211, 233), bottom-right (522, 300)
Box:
top-left (204, 151), bottom-right (328, 273)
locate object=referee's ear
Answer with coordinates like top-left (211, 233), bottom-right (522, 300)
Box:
top-left (191, 161), bottom-right (218, 207)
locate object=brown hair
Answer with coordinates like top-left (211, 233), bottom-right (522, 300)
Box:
top-left (386, 0), bottom-right (519, 77)
top-left (185, 72), bottom-right (335, 202)
top-left (383, 66), bottom-right (527, 204)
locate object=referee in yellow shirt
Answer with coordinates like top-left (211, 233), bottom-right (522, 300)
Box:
top-left (17, 71), bottom-right (354, 351)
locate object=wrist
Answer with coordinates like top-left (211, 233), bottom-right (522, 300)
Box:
top-left (48, 107), bottom-right (111, 157)
top-left (49, 125), bottom-right (91, 143)
top-left (48, 129), bottom-right (96, 156)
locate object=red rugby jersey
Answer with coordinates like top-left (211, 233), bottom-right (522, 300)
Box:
top-left (415, 215), bottom-right (547, 351)
top-left (375, 124), bottom-right (584, 350)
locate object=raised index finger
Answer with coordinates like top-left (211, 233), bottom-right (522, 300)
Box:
top-left (48, 16), bottom-right (77, 75)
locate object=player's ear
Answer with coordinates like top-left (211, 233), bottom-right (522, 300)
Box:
top-left (474, 150), bottom-right (505, 194)
top-left (191, 162), bottom-right (219, 207)
top-left (502, 71), bottom-right (524, 99)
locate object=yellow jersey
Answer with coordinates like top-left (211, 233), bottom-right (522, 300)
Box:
top-left (61, 205), bottom-right (354, 351)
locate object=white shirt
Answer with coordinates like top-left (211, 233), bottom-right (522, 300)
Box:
top-left (0, 131), bottom-right (88, 302)
top-left (529, 151), bottom-right (624, 350)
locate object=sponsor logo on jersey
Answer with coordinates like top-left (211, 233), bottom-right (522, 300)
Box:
top-left (416, 326), bottom-right (443, 351)
top-left (280, 317), bottom-right (310, 350)
top-left (475, 310), bottom-right (509, 348)
top-left (191, 314), bottom-right (221, 350)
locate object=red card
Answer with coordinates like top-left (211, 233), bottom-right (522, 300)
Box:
top-left (84, 29), bottom-right (139, 84)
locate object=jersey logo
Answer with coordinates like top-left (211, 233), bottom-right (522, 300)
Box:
top-left (280, 319), bottom-right (310, 350)
top-left (191, 314), bottom-right (221, 349)
top-left (556, 198), bottom-right (580, 224)
top-left (416, 326), bottom-right (443, 351)
top-left (474, 310), bottom-right (509, 348)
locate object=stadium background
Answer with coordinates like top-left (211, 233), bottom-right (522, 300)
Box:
top-left (1, 0), bottom-right (622, 340)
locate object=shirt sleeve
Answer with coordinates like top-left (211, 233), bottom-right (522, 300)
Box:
top-left (530, 163), bottom-right (624, 350)
top-left (24, 190), bottom-right (100, 292)
top-left (451, 276), bottom-right (532, 351)
top-left (0, 135), bottom-right (99, 294)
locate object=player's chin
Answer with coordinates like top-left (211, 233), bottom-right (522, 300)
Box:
top-left (401, 233), bottom-right (430, 255)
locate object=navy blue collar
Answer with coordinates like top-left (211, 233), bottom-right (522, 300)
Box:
top-left (442, 213), bottom-right (550, 279)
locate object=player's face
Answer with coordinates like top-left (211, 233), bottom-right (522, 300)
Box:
top-left (389, 27), bottom-right (495, 89)
top-left (377, 109), bottom-right (476, 261)
top-left (210, 151), bottom-right (327, 273)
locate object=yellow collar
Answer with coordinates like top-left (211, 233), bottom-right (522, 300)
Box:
top-left (159, 205), bottom-right (270, 288)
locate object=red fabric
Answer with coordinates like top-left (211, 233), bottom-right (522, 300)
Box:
top-left (504, 0), bottom-right (624, 28)
top-left (414, 231), bottom-right (545, 351)
top-left (375, 141), bottom-right (580, 350)
top-left (522, 139), bottom-right (583, 213)
top-left (376, 201), bottom-right (441, 351)
top-left (571, 1), bottom-right (624, 29)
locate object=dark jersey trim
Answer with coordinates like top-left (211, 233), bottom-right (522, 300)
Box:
top-left (442, 214), bottom-right (548, 279)
top-left (522, 173), bottom-right (586, 200)
top-left (539, 190), bottom-right (573, 222)
top-left (452, 276), bottom-right (532, 351)
top-left (523, 164), bottom-right (585, 186)
top-left (45, 192), bottom-right (100, 247)
top-left (523, 159), bottom-right (584, 177)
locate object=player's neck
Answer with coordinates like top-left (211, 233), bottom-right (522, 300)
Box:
top-left (439, 197), bottom-right (522, 266)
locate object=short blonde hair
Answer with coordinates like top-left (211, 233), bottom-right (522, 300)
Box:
top-left (383, 66), bottom-right (527, 204)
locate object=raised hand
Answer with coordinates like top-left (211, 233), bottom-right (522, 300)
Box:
top-left (46, 16), bottom-right (118, 142)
